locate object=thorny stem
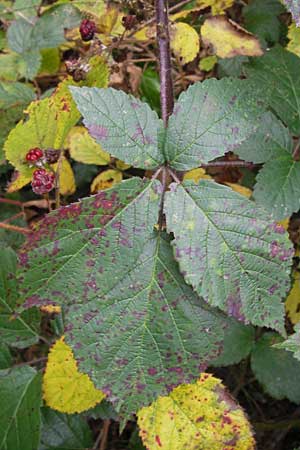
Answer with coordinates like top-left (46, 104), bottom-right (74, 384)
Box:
top-left (156, 0), bottom-right (174, 127)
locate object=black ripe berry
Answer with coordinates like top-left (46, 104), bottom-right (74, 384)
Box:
top-left (31, 169), bottom-right (55, 195)
top-left (80, 19), bottom-right (96, 41)
top-left (45, 148), bottom-right (60, 164)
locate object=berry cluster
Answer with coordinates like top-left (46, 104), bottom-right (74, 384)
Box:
top-left (25, 147), bottom-right (44, 163)
top-left (31, 169), bottom-right (55, 195)
top-left (79, 19), bottom-right (96, 41)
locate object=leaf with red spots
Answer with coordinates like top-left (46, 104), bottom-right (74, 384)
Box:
top-left (70, 86), bottom-right (164, 170)
top-left (137, 373), bottom-right (255, 450)
top-left (18, 179), bottom-right (227, 418)
top-left (0, 247), bottom-right (40, 349)
top-left (163, 78), bottom-right (265, 171)
top-left (164, 180), bottom-right (293, 334)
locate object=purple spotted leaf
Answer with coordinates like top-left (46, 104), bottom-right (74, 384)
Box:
top-left (283, 0), bottom-right (300, 25)
top-left (70, 87), bottom-right (164, 169)
top-left (164, 78), bottom-right (265, 171)
top-left (164, 180), bottom-right (293, 334)
top-left (17, 177), bottom-right (227, 418)
top-left (18, 178), bottom-right (161, 308)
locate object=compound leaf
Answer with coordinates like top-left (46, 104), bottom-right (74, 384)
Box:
top-left (164, 180), bottom-right (293, 333)
top-left (43, 337), bottom-right (105, 414)
top-left (246, 46), bottom-right (300, 135)
top-left (251, 332), bottom-right (300, 402)
top-left (70, 86), bottom-right (164, 169)
top-left (137, 373), bottom-right (255, 450)
top-left (0, 247), bottom-right (40, 348)
top-left (18, 178), bottom-right (227, 417)
top-left (0, 366), bottom-right (42, 450)
top-left (164, 78), bottom-right (265, 170)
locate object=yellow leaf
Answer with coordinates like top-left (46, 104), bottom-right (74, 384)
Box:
top-left (287, 22), bottom-right (300, 57)
top-left (138, 373), bottom-right (255, 450)
top-left (52, 157), bottom-right (76, 196)
top-left (199, 55), bottom-right (218, 71)
top-left (184, 168), bottom-right (212, 183)
top-left (91, 169), bottom-right (122, 193)
top-left (98, 7), bottom-right (125, 44)
top-left (116, 160), bottom-right (131, 171)
top-left (196, 0), bottom-right (234, 15)
top-left (286, 272), bottom-right (300, 325)
top-left (43, 337), bottom-right (105, 414)
top-left (278, 217), bottom-right (290, 231)
top-left (41, 305), bottom-right (61, 314)
top-left (171, 7), bottom-right (206, 21)
top-left (201, 16), bottom-right (263, 58)
top-left (170, 22), bottom-right (200, 64)
top-left (7, 171), bottom-right (32, 193)
top-left (225, 182), bottom-right (252, 198)
top-left (75, 0), bottom-right (105, 18)
top-left (67, 126), bottom-right (110, 165)
top-left (133, 25), bottom-right (156, 41)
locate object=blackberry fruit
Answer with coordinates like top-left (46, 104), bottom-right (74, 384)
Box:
top-left (80, 19), bottom-right (96, 41)
top-left (31, 169), bottom-right (55, 195)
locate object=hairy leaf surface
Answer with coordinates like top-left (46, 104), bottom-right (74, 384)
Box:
top-left (164, 78), bottom-right (265, 170)
top-left (0, 366), bottom-right (42, 450)
top-left (70, 87), bottom-right (164, 169)
top-left (18, 178), bottom-right (226, 416)
top-left (137, 373), bottom-right (255, 450)
top-left (165, 180), bottom-right (293, 333)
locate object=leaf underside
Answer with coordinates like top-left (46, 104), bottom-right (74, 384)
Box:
top-left (164, 180), bottom-right (293, 334)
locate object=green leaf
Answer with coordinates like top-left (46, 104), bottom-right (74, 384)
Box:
top-left (7, 18), bottom-right (34, 53)
top-left (70, 87), bottom-right (164, 169)
top-left (251, 332), bottom-right (300, 402)
top-left (0, 366), bottom-right (42, 450)
top-left (13, 0), bottom-right (41, 18)
top-left (254, 155), bottom-right (300, 220)
top-left (234, 111), bottom-right (293, 164)
top-left (0, 200), bottom-right (26, 248)
top-left (39, 408), bottom-right (93, 450)
top-left (243, 0), bottom-right (285, 46)
top-left (235, 111), bottom-right (300, 220)
top-left (246, 46), bottom-right (300, 135)
top-left (0, 247), bottom-right (40, 348)
top-left (274, 323), bottom-right (300, 361)
top-left (140, 67), bottom-right (161, 114)
top-left (283, 0), bottom-right (300, 26)
top-left (0, 345), bottom-right (12, 370)
top-left (210, 319), bottom-right (255, 367)
top-left (88, 400), bottom-right (118, 420)
top-left (18, 178), bottom-right (226, 417)
top-left (217, 56), bottom-right (248, 78)
top-left (164, 180), bottom-right (293, 333)
top-left (164, 78), bottom-right (265, 171)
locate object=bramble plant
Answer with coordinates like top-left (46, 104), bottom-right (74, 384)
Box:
top-left (2, 0), bottom-right (300, 449)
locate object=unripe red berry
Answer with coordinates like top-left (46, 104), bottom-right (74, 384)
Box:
top-left (25, 147), bottom-right (44, 162)
top-left (79, 19), bottom-right (96, 41)
top-left (31, 168), bottom-right (55, 195)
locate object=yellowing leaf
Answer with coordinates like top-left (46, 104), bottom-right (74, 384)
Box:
top-left (196, 0), bottom-right (234, 15)
top-left (7, 171), bottom-right (32, 193)
top-left (41, 305), bottom-right (61, 314)
top-left (75, 0), bottom-right (105, 18)
top-left (138, 373), bottom-right (255, 450)
top-left (52, 157), bottom-right (76, 196)
top-left (184, 168), bottom-right (212, 183)
top-left (43, 337), bottom-right (105, 414)
top-left (91, 169), bottom-right (122, 193)
top-left (225, 182), bottom-right (252, 198)
top-left (170, 22), bottom-right (200, 64)
top-left (199, 55), bottom-right (218, 71)
top-left (98, 7), bottom-right (125, 44)
top-left (278, 217), bottom-right (290, 231)
top-left (39, 48), bottom-right (60, 75)
top-left (201, 16), bottom-right (263, 58)
top-left (286, 272), bottom-right (300, 325)
top-left (171, 7), bottom-right (205, 20)
top-left (116, 159), bottom-right (131, 171)
top-left (134, 25), bottom-right (156, 41)
top-left (287, 22), bottom-right (300, 57)
top-left (67, 126), bottom-right (110, 165)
